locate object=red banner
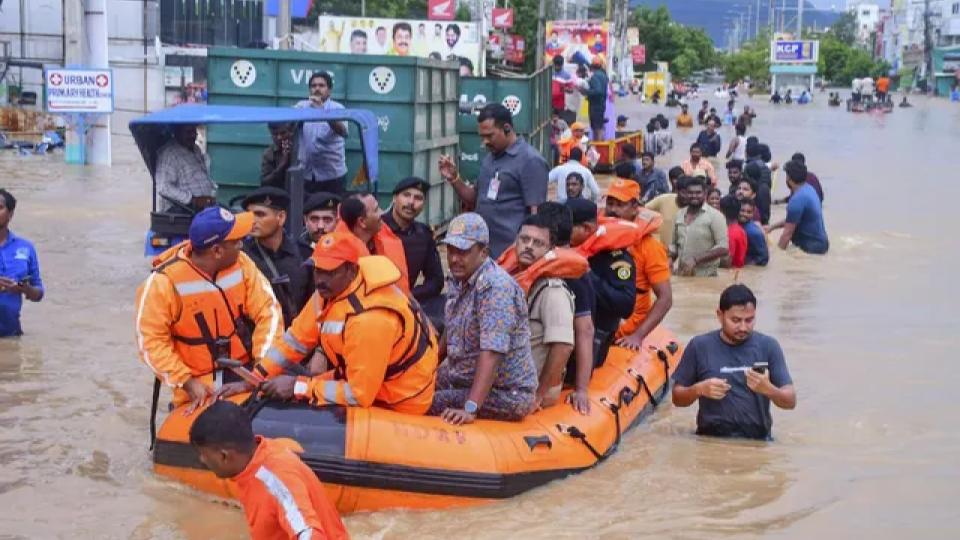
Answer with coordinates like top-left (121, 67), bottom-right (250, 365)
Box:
top-left (428, 0), bottom-right (455, 20)
top-left (492, 8), bottom-right (514, 29)
top-left (505, 34), bottom-right (525, 65)
top-left (631, 44), bottom-right (646, 65)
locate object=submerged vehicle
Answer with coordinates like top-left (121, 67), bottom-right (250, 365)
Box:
top-left (130, 104), bottom-right (380, 255)
top-left (152, 328), bottom-right (682, 513)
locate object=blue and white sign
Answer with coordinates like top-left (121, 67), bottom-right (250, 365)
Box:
top-left (44, 68), bottom-right (115, 113)
top-left (771, 40), bottom-right (818, 64)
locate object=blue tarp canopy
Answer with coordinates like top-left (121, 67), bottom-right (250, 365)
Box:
top-left (129, 104), bottom-right (379, 189)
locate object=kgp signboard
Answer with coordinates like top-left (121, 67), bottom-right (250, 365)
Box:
top-left (45, 68), bottom-right (114, 113)
top-left (771, 40), bottom-right (818, 63)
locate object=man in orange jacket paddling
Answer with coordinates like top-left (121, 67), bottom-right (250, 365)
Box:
top-left (217, 232), bottom-right (438, 415)
top-left (191, 400), bottom-right (349, 540)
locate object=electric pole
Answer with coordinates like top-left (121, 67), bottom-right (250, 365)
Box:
top-left (797, 0), bottom-right (803, 37)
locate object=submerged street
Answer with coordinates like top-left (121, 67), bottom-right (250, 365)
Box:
top-left (0, 93), bottom-right (958, 538)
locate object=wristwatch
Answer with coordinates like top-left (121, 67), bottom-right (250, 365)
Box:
top-left (464, 400), bottom-right (479, 415)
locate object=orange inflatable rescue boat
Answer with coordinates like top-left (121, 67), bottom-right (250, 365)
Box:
top-left (152, 329), bottom-right (681, 514)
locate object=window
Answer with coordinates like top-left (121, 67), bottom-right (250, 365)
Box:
top-left (953, 2), bottom-right (959, 15)
top-left (160, 0), bottom-right (263, 47)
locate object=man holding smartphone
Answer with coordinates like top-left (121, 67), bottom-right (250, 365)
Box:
top-left (0, 189), bottom-right (44, 337)
top-left (672, 284), bottom-right (796, 440)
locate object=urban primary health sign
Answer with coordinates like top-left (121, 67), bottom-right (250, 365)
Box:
top-left (44, 68), bottom-right (115, 114)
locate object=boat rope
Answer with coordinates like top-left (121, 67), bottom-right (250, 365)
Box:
top-left (555, 423), bottom-right (607, 461)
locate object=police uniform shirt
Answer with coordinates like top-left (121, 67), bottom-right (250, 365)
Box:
top-left (242, 235), bottom-right (312, 326)
top-left (587, 248), bottom-right (637, 334)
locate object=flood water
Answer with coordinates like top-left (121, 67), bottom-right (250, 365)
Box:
top-left (1, 93), bottom-right (958, 539)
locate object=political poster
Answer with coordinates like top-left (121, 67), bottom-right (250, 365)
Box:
top-left (544, 20), bottom-right (609, 69)
top-left (317, 15), bottom-right (481, 71)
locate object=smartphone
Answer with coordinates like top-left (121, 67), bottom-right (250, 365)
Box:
top-left (752, 362), bottom-right (768, 375)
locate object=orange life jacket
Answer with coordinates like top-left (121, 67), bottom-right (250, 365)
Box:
top-left (232, 436), bottom-right (349, 540)
top-left (314, 256), bottom-right (437, 413)
top-left (147, 242), bottom-right (261, 383)
top-left (575, 217), bottom-right (642, 258)
top-left (497, 246), bottom-right (589, 294)
top-left (334, 222), bottom-right (410, 295)
top-left (557, 137), bottom-right (589, 165)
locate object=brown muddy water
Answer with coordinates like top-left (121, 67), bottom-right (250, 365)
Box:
top-left (0, 93), bottom-right (958, 539)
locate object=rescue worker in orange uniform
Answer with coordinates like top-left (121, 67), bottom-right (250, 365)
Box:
top-left (336, 192), bottom-right (411, 295)
top-left (557, 122), bottom-right (591, 166)
top-left (135, 207), bottom-right (283, 421)
top-left (218, 232), bottom-right (438, 414)
top-left (602, 178), bottom-right (674, 351)
top-left (190, 400), bottom-right (349, 540)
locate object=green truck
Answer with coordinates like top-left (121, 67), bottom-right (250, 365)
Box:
top-left (204, 47), bottom-right (549, 226)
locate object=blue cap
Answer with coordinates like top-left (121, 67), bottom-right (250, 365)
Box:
top-left (442, 212), bottom-right (489, 250)
top-left (188, 207), bottom-right (254, 249)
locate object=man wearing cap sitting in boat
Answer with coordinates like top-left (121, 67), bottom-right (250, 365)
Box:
top-left (135, 207), bottom-right (284, 417)
top-left (218, 232), bottom-right (438, 415)
top-left (298, 191), bottom-right (341, 260)
top-left (241, 187), bottom-right (313, 328)
top-left (430, 213), bottom-right (538, 425)
top-left (497, 213), bottom-right (589, 410)
top-left (602, 178), bottom-right (673, 352)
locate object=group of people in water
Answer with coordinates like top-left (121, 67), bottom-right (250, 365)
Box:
top-left (123, 67), bottom-right (814, 537)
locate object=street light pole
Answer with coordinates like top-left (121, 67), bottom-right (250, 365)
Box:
top-left (797, 0), bottom-right (803, 37)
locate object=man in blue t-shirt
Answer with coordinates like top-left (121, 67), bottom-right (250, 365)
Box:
top-left (768, 160), bottom-right (828, 254)
top-left (672, 284), bottom-right (796, 440)
top-left (738, 199), bottom-right (769, 266)
top-left (0, 189), bottom-right (44, 337)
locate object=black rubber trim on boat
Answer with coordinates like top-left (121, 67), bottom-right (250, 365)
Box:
top-left (153, 384), bottom-right (664, 499)
top-left (153, 440), bottom-right (586, 499)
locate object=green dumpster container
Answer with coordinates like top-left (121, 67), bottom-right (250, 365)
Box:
top-left (456, 66), bottom-right (551, 182)
top-left (205, 47), bottom-right (460, 226)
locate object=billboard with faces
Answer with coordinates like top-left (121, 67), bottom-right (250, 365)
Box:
top-left (317, 15), bottom-right (481, 75)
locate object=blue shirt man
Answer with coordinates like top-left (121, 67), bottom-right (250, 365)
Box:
top-left (672, 284), bottom-right (796, 440)
top-left (737, 200), bottom-right (769, 266)
top-left (0, 189), bottom-right (44, 337)
top-left (295, 72), bottom-right (348, 194)
top-left (771, 160), bottom-right (828, 254)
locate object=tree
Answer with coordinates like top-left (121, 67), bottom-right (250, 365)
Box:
top-left (629, 6), bottom-right (716, 77)
top-left (829, 12), bottom-right (858, 47)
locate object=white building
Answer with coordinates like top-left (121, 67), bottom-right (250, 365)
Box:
top-left (0, 0), bottom-right (165, 133)
top-left (849, 1), bottom-right (882, 44)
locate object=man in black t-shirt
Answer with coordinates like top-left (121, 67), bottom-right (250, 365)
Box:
top-left (672, 284), bottom-right (796, 439)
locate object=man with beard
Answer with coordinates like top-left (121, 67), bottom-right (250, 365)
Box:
top-left (439, 104), bottom-right (548, 258)
top-left (445, 24), bottom-right (462, 53)
top-left (681, 143), bottom-right (718, 187)
top-left (382, 177), bottom-right (444, 321)
top-left (337, 192), bottom-right (410, 294)
top-left (297, 192), bottom-right (340, 260)
top-left (670, 177), bottom-right (728, 277)
top-left (241, 187), bottom-right (312, 327)
top-left (220, 232), bottom-right (439, 415)
top-left (672, 284), bottom-right (796, 439)
top-left (737, 198), bottom-right (768, 266)
top-left (295, 72), bottom-right (348, 196)
top-left (645, 166), bottom-right (686, 249)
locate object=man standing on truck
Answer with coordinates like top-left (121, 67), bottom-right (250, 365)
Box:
top-left (296, 72), bottom-right (348, 197)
